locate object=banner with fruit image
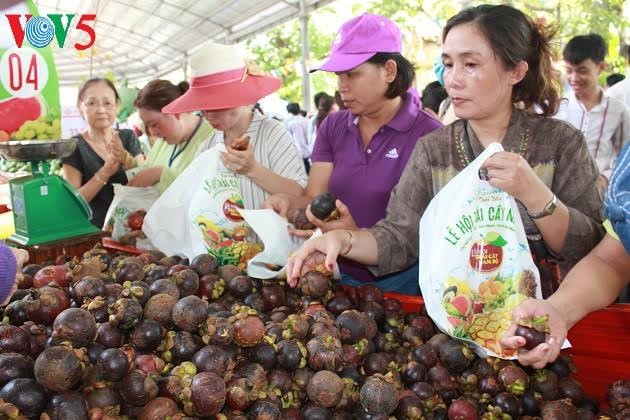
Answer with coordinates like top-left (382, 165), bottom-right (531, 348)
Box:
top-left (418, 143), bottom-right (554, 359)
top-left (0, 1), bottom-right (61, 142)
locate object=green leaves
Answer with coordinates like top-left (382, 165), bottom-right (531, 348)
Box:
top-left (484, 232), bottom-right (507, 247)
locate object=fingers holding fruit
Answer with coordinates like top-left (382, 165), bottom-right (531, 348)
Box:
top-left (287, 231), bottom-right (345, 287)
top-left (306, 198), bottom-right (358, 233)
top-left (221, 138), bottom-right (257, 176)
top-left (500, 298), bottom-right (567, 368)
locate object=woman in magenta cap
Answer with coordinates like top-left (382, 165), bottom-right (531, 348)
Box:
top-left (162, 42), bottom-right (307, 210)
top-left (286, 5), bottom-right (604, 299)
top-left (264, 13), bottom-right (442, 294)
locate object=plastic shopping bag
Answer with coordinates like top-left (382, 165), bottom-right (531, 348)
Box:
top-left (238, 209), bottom-right (305, 279)
top-left (239, 209), bottom-right (340, 280)
top-left (143, 144), bottom-right (261, 267)
top-left (419, 142), bottom-right (561, 358)
top-left (104, 184), bottom-right (159, 247)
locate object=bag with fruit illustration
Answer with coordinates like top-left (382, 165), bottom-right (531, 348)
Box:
top-left (418, 142), bottom-right (542, 359)
top-left (144, 144), bottom-right (260, 268)
top-left (104, 184), bottom-right (159, 247)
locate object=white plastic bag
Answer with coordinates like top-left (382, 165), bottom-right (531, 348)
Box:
top-left (239, 209), bottom-right (342, 280)
top-left (104, 184), bottom-right (159, 246)
top-left (419, 142), bottom-right (551, 358)
top-left (143, 144), bottom-right (260, 268)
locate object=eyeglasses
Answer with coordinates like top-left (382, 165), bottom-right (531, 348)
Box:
top-left (82, 100), bottom-right (116, 110)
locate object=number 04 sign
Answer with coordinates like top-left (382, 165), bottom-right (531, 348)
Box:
top-left (0, 47), bottom-right (48, 98)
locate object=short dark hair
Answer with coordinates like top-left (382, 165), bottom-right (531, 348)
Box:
top-left (313, 92), bottom-right (327, 108)
top-left (563, 34), bottom-right (607, 65)
top-left (134, 80), bottom-right (189, 112)
top-left (607, 73), bottom-right (625, 87)
top-left (287, 102), bottom-right (300, 115)
top-left (77, 77), bottom-right (120, 104)
top-left (366, 52), bottom-right (415, 99)
top-left (421, 81), bottom-right (448, 114)
top-left (443, 4), bottom-right (561, 117)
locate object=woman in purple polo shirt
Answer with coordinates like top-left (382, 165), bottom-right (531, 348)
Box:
top-left (264, 13), bottom-right (442, 294)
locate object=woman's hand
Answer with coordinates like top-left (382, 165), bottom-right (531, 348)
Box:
top-left (221, 142), bottom-right (259, 177)
top-left (102, 145), bottom-right (120, 177)
top-left (107, 130), bottom-right (126, 164)
top-left (482, 151), bottom-right (551, 210)
top-left (261, 194), bottom-right (291, 217)
top-left (286, 230), bottom-right (351, 287)
top-left (305, 199), bottom-right (359, 233)
top-left (500, 298), bottom-right (568, 369)
top-left (128, 167), bottom-right (163, 187)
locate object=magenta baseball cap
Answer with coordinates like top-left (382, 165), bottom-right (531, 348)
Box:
top-left (311, 13), bottom-right (402, 73)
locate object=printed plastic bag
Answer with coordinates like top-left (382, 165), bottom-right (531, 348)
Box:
top-left (104, 184), bottom-right (159, 247)
top-left (143, 144), bottom-right (261, 268)
top-left (240, 208), bottom-right (341, 280)
top-left (419, 142), bottom-right (553, 358)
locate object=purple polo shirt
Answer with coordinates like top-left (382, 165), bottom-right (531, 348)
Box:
top-left (311, 93), bottom-right (442, 281)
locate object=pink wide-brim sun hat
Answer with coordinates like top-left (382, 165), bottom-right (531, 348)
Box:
top-left (162, 42), bottom-right (281, 114)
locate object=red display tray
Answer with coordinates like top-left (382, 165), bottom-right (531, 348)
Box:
top-left (382, 292), bottom-right (630, 405)
top-left (102, 237), bottom-right (146, 255)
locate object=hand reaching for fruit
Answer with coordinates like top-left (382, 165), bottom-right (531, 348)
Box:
top-left (287, 230), bottom-right (348, 287)
top-left (500, 298), bottom-right (568, 369)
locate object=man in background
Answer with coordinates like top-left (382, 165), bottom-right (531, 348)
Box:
top-left (286, 102), bottom-right (311, 173)
top-left (555, 34), bottom-right (630, 191)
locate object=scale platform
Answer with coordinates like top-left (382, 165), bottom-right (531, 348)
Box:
top-left (0, 140), bottom-right (100, 245)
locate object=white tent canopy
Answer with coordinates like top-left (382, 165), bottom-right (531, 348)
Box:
top-left (35, 0), bottom-right (335, 86)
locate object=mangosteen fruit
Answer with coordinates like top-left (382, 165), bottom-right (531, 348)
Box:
top-left (137, 396), bottom-right (180, 420)
top-left (359, 374), bottom-right (398, 416)
top-left (515, 315), bottom-right (549, 350)
top-left (171, 295), bottom-right (208, 332)
top-left (34, 345), bottom-right (83, 392)
top-left (438, 339), bottom-right (475, 374)
top-left (45, 391), bottom-right (89, 420)
top-left (190, 371), bottom-right (226, 416)
top-left (310, 192), bottom-right (338, 221)
top-left (307, 370), bottom-right (345, 408)
top-left (0, 378), bottom-right (47, 417)
top-left (233, 314), bottom-right (265, 347)
top-left (97, 347), bottom-right (129, 382)
top-left (191, 253), bottom-right (218, 276)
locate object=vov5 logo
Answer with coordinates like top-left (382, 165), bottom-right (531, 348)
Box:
top-left (5, 14), bottom-right (96, 50)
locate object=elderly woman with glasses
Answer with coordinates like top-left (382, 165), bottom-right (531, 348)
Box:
top-left (62, 78), bottom-right (144, 228)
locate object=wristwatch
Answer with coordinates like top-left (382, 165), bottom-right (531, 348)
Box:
top-left (527, 194), bottom-right (558, 219)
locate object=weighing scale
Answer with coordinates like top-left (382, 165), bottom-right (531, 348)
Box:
top-left (0, 140), bottom-right (99, 245)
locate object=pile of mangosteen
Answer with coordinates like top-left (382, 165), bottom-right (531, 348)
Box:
top-left (0, 240), bottom-right (627, 419)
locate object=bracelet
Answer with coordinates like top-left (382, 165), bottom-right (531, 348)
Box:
top-left (526, 194), bottom-right (558, 220)
top-left (340, 230), bottom-right (353, 256)
top-left (93, 173), bottom-right (107, 186)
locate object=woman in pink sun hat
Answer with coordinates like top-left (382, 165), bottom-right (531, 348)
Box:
top-left (163, 41), bottom-right (307, 209)
top-left (263, 13), bottom-right (442, 294)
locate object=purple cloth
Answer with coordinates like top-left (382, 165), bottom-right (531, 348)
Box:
top-left (0, 242), bottom-right (16, 304)
top-left (311, 93), bottom-right (442, 281)
top-left (313, 13), bottom-right (402, 73)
